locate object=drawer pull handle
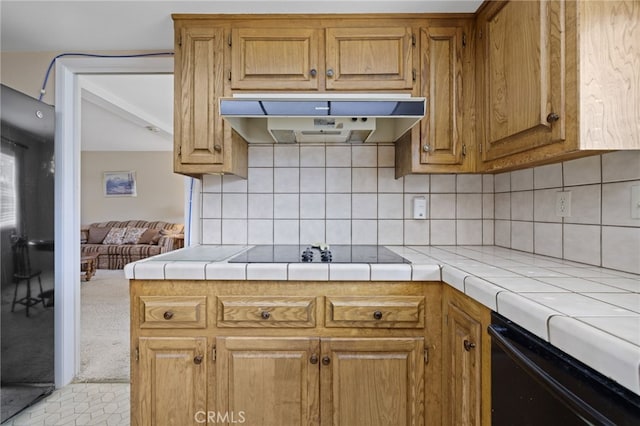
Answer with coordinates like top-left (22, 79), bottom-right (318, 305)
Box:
top-left (193, 355), bottom-right (203, 365)
top-left (373, 311), bottom-right (383, 320)
top-left (463, 340), bottom-right (476, 351)
top-left (310, 354), bottom-right (319, 364)
top-left (261, 311), bottom-right (271, 320)
top-left (163, 311), bottom-right (174, 320)
top-left (322, 356), bottom-right (331, 366)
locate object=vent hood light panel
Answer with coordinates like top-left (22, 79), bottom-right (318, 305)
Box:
top-left (219, 94), bottom-right (425, 144)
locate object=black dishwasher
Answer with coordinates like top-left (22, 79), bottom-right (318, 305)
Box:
top-left (489, 312), bottom-right (640, 426)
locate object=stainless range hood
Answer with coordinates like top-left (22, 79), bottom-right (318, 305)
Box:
top-left (220, 94), bottom-right (425, 143)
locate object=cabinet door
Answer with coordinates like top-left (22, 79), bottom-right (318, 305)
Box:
top-left (216, 337), bottom-right (320, 426)
top-left (478, 0), bottom-right (565, 162)
top-left (175, 26), bottom-right (225, 167)
top-left (231, 28), bottom-right (321, 90)
top-left (325, 27), bottom-right (414, 90)
top-left (421, 25), bottom-right (464, 166)
top-left (443, 302), bottom-right (481, 426)
top-left (136, 337), bottom-right (207, 426)
top-left (321, 338), bottom-right (424, 426)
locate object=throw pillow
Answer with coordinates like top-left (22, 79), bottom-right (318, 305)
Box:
top-left (122, 227), bottom-right (148, 244)
top-left (102, 227), bottom-right (127, 245)
top-left (87, 226), bottom-right (112, 244)
top-left (138, 228), bottom-right (160, 245)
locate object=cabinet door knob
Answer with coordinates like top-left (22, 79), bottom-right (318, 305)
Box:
top-left (463, 340), bottom-right (476, 351)
top-left (310, 354), bottom-right (319, 364)
top-left (326, 69), bottom-right (334, 78)
top-left (310, 68), bottom-right (317, 77)
top-left (163, 311), bottom-right (174, 320)
top-left (422, 145), bottom-right (431, 152)
top-left (546, 112), bottom-right (560, 123)
top-left (261, 311), bottom-right (271, 320)
top-left (373, 310), bottom-right (383, 320)
top-left (193, 355), bottom-right (203, 365)
top-left (214, 144), bottom-right (222, 153)
top-left (322, 356), bottom-right (331, 366)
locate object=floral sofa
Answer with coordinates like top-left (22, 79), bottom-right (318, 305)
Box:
top-left (80, 220), bottom-right (184, 269)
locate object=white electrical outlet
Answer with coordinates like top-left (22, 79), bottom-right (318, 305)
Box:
top-left (556, 191), bottom-right (572, 217)
top-left (413, 196), bottom-right (427, 219)
top-left (631, 185), bottom-right (640, 219)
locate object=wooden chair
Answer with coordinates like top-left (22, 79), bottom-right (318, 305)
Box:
top-left (10, 235), bottom-right (45, 317)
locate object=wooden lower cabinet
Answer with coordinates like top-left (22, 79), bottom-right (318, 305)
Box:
top-left (442, 286), bottom-right (491, 426)
top-left (216, 337), bottom-right (320, 426)
top-left (321, 338), bottom-right (424, 426)
top-left (130, 280), bottom-right (443, 426)
top-left (215, 336), bottom-right (424, 426)
top-left (135, 337), bottom-right (208, 426)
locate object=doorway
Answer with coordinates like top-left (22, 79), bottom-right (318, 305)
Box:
top-left (54, 57), bottom-right (195, 387)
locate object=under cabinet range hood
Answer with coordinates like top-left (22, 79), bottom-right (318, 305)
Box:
top-left (219, 94), bottom-right (425, 144)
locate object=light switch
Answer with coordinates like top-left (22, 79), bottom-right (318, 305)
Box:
top-left (413, 196), bottom-right (427, 219)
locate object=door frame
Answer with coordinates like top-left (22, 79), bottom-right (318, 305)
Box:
top-left (54, 56), bottom-right (192, 386)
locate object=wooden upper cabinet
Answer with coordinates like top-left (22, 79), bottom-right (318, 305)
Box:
top-left (175, 26), bottom-right (225, 167)
top-left (477, 0), bottom-right (566, 164)
top-left (325, 27), bottom-right (415, 90)
top-left (395, 20), bottom-right (475, 177)
top-left (421, 25), bottom-right (464, 166)
top-left (173, 22), bottom-right (247, 178)
top-left (230, 28), bottom-right (321, 90)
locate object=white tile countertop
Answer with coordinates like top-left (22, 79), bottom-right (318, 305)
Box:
top-left (124, 244), bottom-right (640, 396)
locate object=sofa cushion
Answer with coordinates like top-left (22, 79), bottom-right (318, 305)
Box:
top-left (138, 228), bottom-right (161, 245)
top-left (88, 226), bottom-right (111, 244)
top-left (122, 227), bottom-right (147, 244)
top-left (103, 228), bottom-right (127, 245)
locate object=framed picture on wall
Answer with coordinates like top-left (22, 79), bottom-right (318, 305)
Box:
top-left (103, 171), bottom-right (137, 197)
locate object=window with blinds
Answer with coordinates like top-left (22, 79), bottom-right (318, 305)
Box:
top-left (1, 152), bottom-right (17, 228)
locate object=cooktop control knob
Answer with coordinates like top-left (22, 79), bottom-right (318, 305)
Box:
top-left (301, 247), bottom-right (314, 262)
top-left (320, 249), bottom-right (332, 262)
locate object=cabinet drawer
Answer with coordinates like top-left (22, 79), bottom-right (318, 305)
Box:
top-left (217, 296), bottom-right (316, 328)
top-left (326, 296), bottom-right (425, 328)
top-left (139, 296), bottom-right (207, 329)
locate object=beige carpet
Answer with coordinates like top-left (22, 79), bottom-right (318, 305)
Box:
top-left (76, 269), bottom-right (129, 382)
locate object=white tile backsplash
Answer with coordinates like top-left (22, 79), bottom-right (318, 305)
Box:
top-left (601, 150), bottom-right (640, 182)
top-left (534, 163), bottom-right (563, 189)
top-left (247, 168), bottom-right (274, 193)
top-left (563, 155), bottom-right (601, 187)
top-left (274, 168), bottom-right (299, 193)
top-left (200, 149), bottom-right (638, 274)
top-left (352, 145), bottom-right (377, 167)
top-left (511, 168), bottom-right (534, 191)
top-left (300, 146), bottom-right (325, 167)
top-left (352, 167), bottom-right (378, 192)
top-left (431, 174), bottom-right (456, 193)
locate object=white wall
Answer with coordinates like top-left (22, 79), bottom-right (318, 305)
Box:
top-left (81, 151), bottom-right (184, 225)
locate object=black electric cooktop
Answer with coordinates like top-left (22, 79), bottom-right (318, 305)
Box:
top-left (228, 245), bottom-right (410, 264)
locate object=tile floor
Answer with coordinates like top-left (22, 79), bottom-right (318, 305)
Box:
top-left (1, 383), bottom-right (129, 426)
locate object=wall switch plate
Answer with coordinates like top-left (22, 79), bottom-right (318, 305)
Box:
top-left (556, 191), bottom-right (572, 217)
top-left (632, 185), bottom-right (640, 219)
top-left (413, 196), bottom-right (427, 219)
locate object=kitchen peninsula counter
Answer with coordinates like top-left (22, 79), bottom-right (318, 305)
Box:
top-left (125, 244), bottom-right (640, 396)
